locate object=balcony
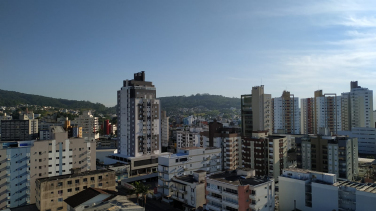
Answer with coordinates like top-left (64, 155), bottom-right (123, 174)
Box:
top-left (206, 204), bottom-right (222, 211)
top-left (249, 203), bottom-right (257, 210)
top-left (222, 200), bottom-right (239, 209)
top-left (171, 195), bottom-right (186, 203)
top-left (222, 190), bottom-right (238, 198)
top-left (207, 195), bottom-right (222, 203)
top-left (206, 187), bottom-right (222, 195)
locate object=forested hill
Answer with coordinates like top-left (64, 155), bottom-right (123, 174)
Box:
top-left (0, 90), bottom-right (240, 114)
top-left (0, 89), bottom-right (115, 114)
top-left (159, 94), bottom-right (240, 111)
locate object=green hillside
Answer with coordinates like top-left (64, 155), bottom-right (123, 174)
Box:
top-left (159, 93), bottom-right (240, 112)
top-left (0, 89), bottom-right (115, 114)
top-left (0, 90), bottom-right (240, 115)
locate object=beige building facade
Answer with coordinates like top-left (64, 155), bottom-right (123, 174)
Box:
top-left (0, 130), bottom-right (96, 210)
top-left (36, 169), bottom-right (115, 211)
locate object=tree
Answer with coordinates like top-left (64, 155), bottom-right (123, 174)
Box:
top-left (130, 181), bottom-right (142, 205)
top-left (130, 181), bottom-right (150, 207)
top-left (140, 183), bottom-right (150, 206)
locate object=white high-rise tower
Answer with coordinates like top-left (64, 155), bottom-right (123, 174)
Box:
top-left (117, 71), bottom-right (161, 157)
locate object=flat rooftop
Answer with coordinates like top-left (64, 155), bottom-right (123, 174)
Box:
top-left (84, 195), bottom-right (144, 211)
top-left (173, 175), bottom-right (199, 184)
top-left (36, 169), bottom-right (114, 183)
top-left (283, 168), bottom-right (336, 176)
top-left (208, 171), bottom-right (271, 186)
top-left (334, 180), bottom-right (376, 193)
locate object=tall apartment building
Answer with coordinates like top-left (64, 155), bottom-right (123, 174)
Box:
top-left (169, 170), bottom-right (206, 210)
top-left (315, 95), bottom-right (342, 134)
top-left (0, 133), bottom-right (96, 209)
top-left (1, 119), bottom-right (38, 141)
top-left (117, 71), bottom-right (161, 157)
top-left (301, 90), bottom-right (342, 135)
top-left (242, 131), bottom-right (287, 180)
top-left (71, 111), bottom-right (99, 140)
top-left (206, 168), bottom-right (275, 211)
top-left (176, 130), bottom-right (200, 149)
top-left (157, 147), bottom-right (221, 199)
top-left (161, 111), bottom-right (170, 148)
top-left (341, 81), bottom-right (374, 131)
top-left (295, 134), bottom-right (358, 180)
top-left (199, 121), bottom-right (242, 171)
top-left (273, 91), bottom-right (300, 134)
top-left (35, 169), bottom-right (115, 211)
top-left (241, 94), bottom-right (253, 137)
top-left (301, 98), bottom-right (315, 134)
top-left (241, 85), bottom-right (273, 136)
top-left (338, 127), bottom-right (376, 155)
top-left (279, 168), bottom-right (376, 211)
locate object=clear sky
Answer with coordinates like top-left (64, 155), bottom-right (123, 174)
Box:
top-left (1, 0), bottom-right (376, 107)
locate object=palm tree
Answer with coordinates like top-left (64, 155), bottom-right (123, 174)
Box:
top-left (140, 183), bottom-right (150, 207)
top-left (131, 181), bottom-right (142, 205)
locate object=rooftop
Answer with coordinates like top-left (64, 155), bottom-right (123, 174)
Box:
top-left (64, 188), bottom-right (118, 208)
top-left (334, 180), bottom-right (376, 193)
top-left (65, 188), bottom-right (144, 211)
top-left (173, 175), bottom-right (199, 184)
top-left (208, 171), bottom-right (271, 186)
top-left (83, 195), bottom-right (144, 211)
top-left (36, 169), bottom-right (114, 183)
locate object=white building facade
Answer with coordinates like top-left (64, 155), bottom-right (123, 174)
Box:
top-left (157, 147), bottom-right (222, 199)
top-left (338, 127), bottom-right (376, 155)
top-left (273, 91), bottom-right (300, 134)
top-left (279, 168), bottom-right (376, 211)
top-left (117, 71), bottom-right (161, 157)
top-left (176, 131), bottom-right (200, 149)
top-left (341, 81), bottom-right (374, 131)
top-left (315, 96), bottom-right (342, 134)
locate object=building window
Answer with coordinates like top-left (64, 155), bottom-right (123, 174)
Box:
top-left (75, 187), bottom-right (80, 191)
top-left (68, 189), bottom-right (72, 192)
top-left (75, 179), bottom-right (79, 184)
top-left (83, 186), bottom-right (87, 189)
top-left (91, 177), bottom-right (95, 181)
top-left (57, 207), bottom-right (63, 210)
top-left (98, 176), bottom-right (102, 180)
top-left (98, 183), bottom-right (102, 186)
top-left (57, 182), bottom-right (63, 187)
top-left (67, 181), bottom-right (72, 185)
top-left (83, 178), bottom-right (88, 182)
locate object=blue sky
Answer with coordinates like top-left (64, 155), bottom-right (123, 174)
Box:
top-left (1, 0), bottom-right (376, 107)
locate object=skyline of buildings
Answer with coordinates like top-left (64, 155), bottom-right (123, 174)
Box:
top-left (1, 71), bottom-right (376, 211)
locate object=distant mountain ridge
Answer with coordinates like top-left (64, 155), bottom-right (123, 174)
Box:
top-left (0, 90), bottom-right (240, 114)
top-left (159, 94), bottom-right (240, 111)
top-left (0, 89), bottom-right (114, 114)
